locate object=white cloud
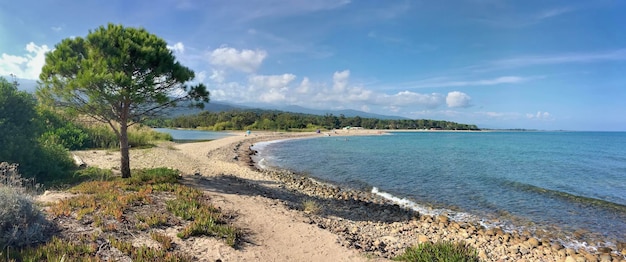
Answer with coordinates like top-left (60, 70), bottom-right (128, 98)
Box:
top-left (0, 42), bottom-right (50, 80)
top-left (209, 69), bottom-right (226, 83)
top-left (51, 26), bottom-right (62, 32)
top-left (209, 46), bottom-right (267, 73)
top-left (297, 77), bottom-right (311, 93)
top-left (248, 74), bottom-right (296, 89)
top-left (333, 70), bottom-right (350, 92)
top-left (380, 91), bottom-right (444, 108)
top-left (195, 71), bottom-right (207, 82)
top-left (446, 91), bottom-right (472, 108)
top-left (526, 111), bottom-right (552, 120)
top-left (247, 74), bottom-right (297, 103)
top-left (167, 42), bottom-right (185, 54)
top-left (472, 49), bottom-right (626, 72)
top-left (407, 75), bottom-right (531, 89)
top-left (535, 7), bottom-right (574, 20)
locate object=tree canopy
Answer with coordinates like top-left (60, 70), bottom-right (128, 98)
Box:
top-left (38, 23), bottom-right (209, 178)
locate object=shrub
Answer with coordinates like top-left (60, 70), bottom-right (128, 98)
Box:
top-left (393, 241), bottom-right (481, 262)
top-left (0, 178), bottom-right (53, 249)
top-left (302, 199), bottom-right (322, 214)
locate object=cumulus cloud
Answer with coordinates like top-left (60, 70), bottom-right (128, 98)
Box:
top-left (297, 77), bottom-right (311, 93)
top-left (167, 42), bottom-right (185, 53)
top-left (247, 74), bottom-right (297, 103)
top-left (526, 111), bottom-right (552, 120)
top-left (248, 74), bottom-right (296, 89)
top-left (0, 42), bottom-right (50, 80)
top-left (446, 91), bottom-right (472, 108)
top-left (380, 91), bottom-right (444, 108)
top-left (333, 70), bottom-right (350, 92)
top-left (209, 69), bottom-right (226, 83)
top-left (209, 46), bottom-right (267, 73)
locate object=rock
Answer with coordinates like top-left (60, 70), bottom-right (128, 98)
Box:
top-left (598, 254), bottom-right (611, 262)
top-left (527, 237), bottom-right (540, 248)
top-left (597, 247), bottom-right (612, 254)
top-left (584, 254), bottom-right (598, 262)
top-left (552, 243), bottom-right (565, 251)
top-left (476, 249), bottom-right (487, 261)
top-left (565, 256), bottom-right (577, 262)
top-left (436, 215), bottom-right (449, 224)
top-left (417, 235), bottom-right (429, 244)
top-left (566, 248), bottom-right (577, 256)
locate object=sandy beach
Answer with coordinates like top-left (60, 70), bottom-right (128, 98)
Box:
top-left (68, 130), bottom-right (625, 262)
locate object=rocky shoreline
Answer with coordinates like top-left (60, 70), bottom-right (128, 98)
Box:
top-left (235, 138), bottom-right (626, 262)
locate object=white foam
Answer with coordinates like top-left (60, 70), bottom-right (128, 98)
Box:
top-left (371, 187), bottom-right (478, 222)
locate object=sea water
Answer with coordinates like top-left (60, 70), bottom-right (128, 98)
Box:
top-left (253, 131), bottom-right (626, 248)
top-left (153, 128), bottom-right (232, 142)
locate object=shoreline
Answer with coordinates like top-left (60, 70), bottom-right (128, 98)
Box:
top-left (238, 131), bottom-right (625, 261)
top-left (73, 130), bottom-right (626, 261)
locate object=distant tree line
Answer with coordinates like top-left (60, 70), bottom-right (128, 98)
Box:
top-left (146, 110), bottom-right (480, 131)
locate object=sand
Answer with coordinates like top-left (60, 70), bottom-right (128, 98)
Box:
top-left (69, 130), bottom-right (388, 262)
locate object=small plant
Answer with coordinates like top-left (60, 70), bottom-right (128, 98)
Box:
top-left (302, 199), bottom-right (322, 214)
top-left (0, 163), bottom-right (53, 250)
top-left (393, 241), bottom-right (481, 262)
top-left (150, 232), bottom-right (174, 250)
top-left (8, 236), bottom-right (97, 261)
top-left (137, 213), bottom-right (169, 228)
top-left (177, 214), bottom-right (239, 247)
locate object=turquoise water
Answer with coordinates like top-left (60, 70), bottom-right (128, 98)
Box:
top-left (254, 132), bottom-right (626, 247)
top-left (153, 128), bottom-right (232, 142)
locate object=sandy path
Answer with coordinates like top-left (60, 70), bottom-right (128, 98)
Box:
top-left (72, 131), bottom-right (386, 262)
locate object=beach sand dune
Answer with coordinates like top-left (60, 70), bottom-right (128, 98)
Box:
top-left (72, 131), bottom-right (386, 262)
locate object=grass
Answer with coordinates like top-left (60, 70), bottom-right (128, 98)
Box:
top-left (5, 167), bottom-right (240, 261)
top-left (302, 199), bottom-right (322, 214)
top-left (393, 241), bottom-right (481, 262)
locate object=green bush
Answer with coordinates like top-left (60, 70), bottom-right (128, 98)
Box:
top-left (0, 78), bottom-right (76, 183)
top-left (394, 241), bottom-right (481, 262)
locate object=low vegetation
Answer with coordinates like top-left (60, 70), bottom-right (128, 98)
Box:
top-left (302, 199), bottom-right (322, 215)
top-left (2, 167), bottom-right (240, 261)
top-left (393, 241), bottom-right (481, 262)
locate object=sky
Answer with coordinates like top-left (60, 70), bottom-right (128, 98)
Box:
top-left (1, 0), bottom-right (625, 131)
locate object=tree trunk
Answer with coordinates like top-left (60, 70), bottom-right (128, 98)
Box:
top-left (119, 123), bottom-right (131, 178)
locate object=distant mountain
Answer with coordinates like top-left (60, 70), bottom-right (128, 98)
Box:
top-left (162, 101), bottom-right (247, 117)
top-left (10, 79), bottom-right (408, 120)
top-left (163, 102), bottom-right (408, 120)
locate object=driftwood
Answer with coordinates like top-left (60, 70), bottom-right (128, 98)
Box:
top-left (72, 154), bottom-right (87, 168)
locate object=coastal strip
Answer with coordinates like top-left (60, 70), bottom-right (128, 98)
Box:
top-left (73, 130), bottom-right (626, 261)
top-left (237, 131), bottom-right (626, 261)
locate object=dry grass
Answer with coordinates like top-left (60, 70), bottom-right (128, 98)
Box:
top-left (5, 167), bottom-right (240, 261)
top-left (302, 199), bottom-right (322, 215)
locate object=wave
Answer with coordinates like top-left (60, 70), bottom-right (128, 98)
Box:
top-left (503, 181), bottom-right (626, 213)
top-left (370, 187), bottom-right (613, 253)
top-left (371, 187), bottom-right (481, 223)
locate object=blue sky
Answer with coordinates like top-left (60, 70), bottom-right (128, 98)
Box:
top-left (1, 0), bottom-right (625, 130)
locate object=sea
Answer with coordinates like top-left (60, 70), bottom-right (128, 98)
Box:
top-left (252, 131), bottom-right (626, 250)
